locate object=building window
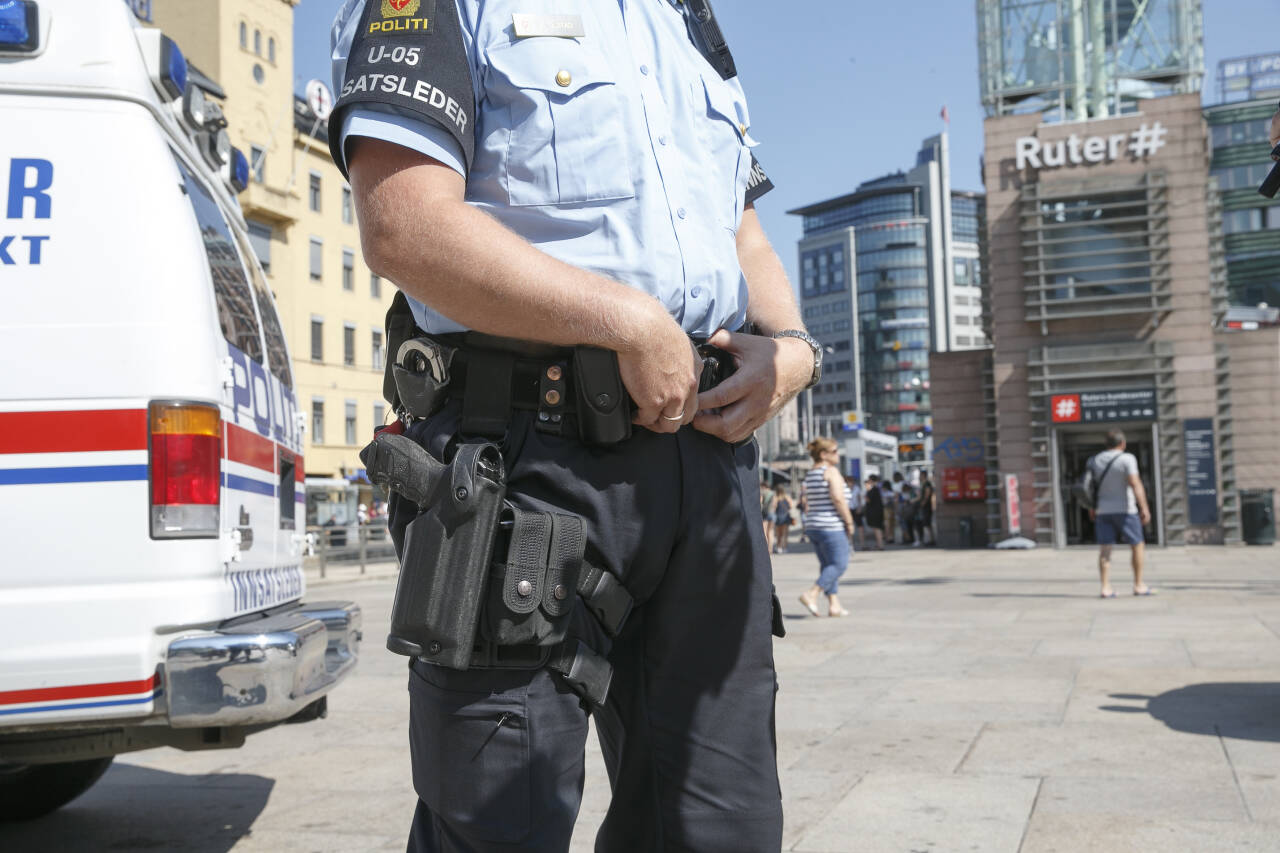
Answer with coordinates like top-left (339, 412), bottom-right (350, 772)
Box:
top-left (309, 172), bottom-right (322, 212)
top-left (312, 399), bottom-right (325, 444)
top-left (345, 401), bottom-right (357, 446)
top-left (249, 145), bottom-right (265, 183)
top-left (370, 273), bottom-right (381, 299)
top-left (268, 37), bottom-right (276, 64)
top-left (342, 187), bottom-right (353, 225)
top-left (310, 318), bottom-right (323, 362)
top-left (372, 330), bottom-right (384, 369)
top-left (343, 324), bottom-right (356, 367)
top-left (342, 249), bottom-right (355, 291)
top-left (247, 219), bottom-right (272, 275)
top-left (239, 21), bottom-right (246, 48)
top-left (309, 237), bottom-right (323, 280)
top-left (374, 402), bottom-right (386, 430)
top-left (1224, 208), bottom-right (1263, 234)
top-left (253, 29), bottom-right (261, 56)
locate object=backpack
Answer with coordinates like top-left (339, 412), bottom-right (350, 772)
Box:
top-left (1073, 452), bottom-right (1121, 511)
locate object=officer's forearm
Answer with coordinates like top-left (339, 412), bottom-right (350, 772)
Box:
top-left (736, 205), bottom-right (803, 336)
top-left (350, 139), bottom-right (668, 352)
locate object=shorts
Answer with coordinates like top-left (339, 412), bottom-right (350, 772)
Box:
top-left (1096, 513), bottom-right (1143, 546)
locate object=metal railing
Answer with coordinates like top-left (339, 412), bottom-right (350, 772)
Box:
top-left (303, 519), bottom-right (395, 578)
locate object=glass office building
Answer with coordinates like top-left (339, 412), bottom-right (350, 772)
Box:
top-left (1204, 93), bottom-right (1280, 308)
top-left (790, 135), bottom-right (986, 453)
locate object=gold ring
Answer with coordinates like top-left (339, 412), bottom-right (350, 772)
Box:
top-left (661, 411), bottom-right (685, 421)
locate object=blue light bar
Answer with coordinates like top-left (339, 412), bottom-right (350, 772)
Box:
top-left (0, 0), bottom-right (39, 52)
top-left (159, 34), bottom-right (188, 99)
top-left (229, 148), bottom-right (249, 193)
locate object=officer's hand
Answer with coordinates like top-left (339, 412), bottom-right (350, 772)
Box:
top-left (692, 330), bottom-right (812, 444)
top-left (617, 310), bottom-right (702, 434)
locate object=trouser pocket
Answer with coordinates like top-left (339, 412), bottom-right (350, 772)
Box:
top-left (408, 661), bottom-right (531, 844)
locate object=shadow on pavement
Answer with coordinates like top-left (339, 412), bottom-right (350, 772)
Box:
top-left (969, 592), bottom-right (1088, 599)
top-left (0, 763), bottom-right (274, 852)
top-left (1099, 683), bottom-right (1280, 741)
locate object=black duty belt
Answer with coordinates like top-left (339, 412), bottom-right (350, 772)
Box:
top-left (435, 330), bottom-right (739, 441)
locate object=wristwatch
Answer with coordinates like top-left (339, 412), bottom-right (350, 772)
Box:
top-left (772, 329), bottom-right (822, 389)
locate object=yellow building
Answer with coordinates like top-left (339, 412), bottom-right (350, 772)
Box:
top-left (150, 0), bottom-right (393, 484)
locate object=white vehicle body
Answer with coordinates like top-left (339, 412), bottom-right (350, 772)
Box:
top-left (0, 0), bottom-right (359, 817)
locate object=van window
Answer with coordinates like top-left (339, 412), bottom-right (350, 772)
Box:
top-left (174, 155), bottom-right (263, 362)
top-left (240, 234), bottom-right (293, 389)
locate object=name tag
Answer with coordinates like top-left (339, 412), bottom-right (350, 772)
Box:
top-left (512, 13), bottom-right (585, 38)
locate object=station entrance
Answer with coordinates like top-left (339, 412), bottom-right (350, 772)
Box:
top-left (1052, 424), bottom-right (1161, 547)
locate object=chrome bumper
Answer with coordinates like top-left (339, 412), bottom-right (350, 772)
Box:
top-left (164, 601), bottom-right (361, 728)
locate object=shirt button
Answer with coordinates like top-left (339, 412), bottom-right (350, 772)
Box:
top-left (677, 207), bottom-right (687, 219)
top-left (658, 135), bottom-right (668, 146)
top-left (555, 69), bottom-right (572, 87)
top-left (640, 64), bottom-right (650, 76)
top-left (691, 286), bottom-right (702, 298)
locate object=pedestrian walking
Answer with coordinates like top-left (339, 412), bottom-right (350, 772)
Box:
top-left (761, 482), bottom-right (777, 553)
top-left (899, 484), bottom-right (918, 545)
top-left (881, 479), bottom-right (898, 546)
top-left (846, 476), bottom-right (867, 551)
top-left (864, 475), bottom-right (885, 550)
top-left (772, 485), bottom-right (794, 554)
top-left (1088, 429), bottom-right (1153, 598)
top-left (798, 438), bottom-right (854, 618)
top-left (914, 472), bottom-right (936, 546)
top-left (331, 1), bottom-right (811, 849)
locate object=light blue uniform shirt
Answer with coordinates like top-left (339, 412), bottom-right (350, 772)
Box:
top-left (330, 0), bottom-right (760, 337)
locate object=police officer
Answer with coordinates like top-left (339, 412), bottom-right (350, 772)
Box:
top-left (330, 1), bottom-right (820, 850)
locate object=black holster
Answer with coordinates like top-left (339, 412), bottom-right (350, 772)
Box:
top-left (386, 442), bottom-right (507, 669)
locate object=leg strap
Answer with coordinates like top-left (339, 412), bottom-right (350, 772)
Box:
top-left (548, 638), bottom-right (613, 708)
top-left (577, 565), bottom-right (634, 637)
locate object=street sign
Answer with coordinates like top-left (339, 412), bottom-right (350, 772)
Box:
top-left (1184, 418), bottom-right (1219, 525)
top-left (1005, 473), bottom-right (1021, 535)
top-left (305, 79), bottom-right (334, 122)
top-left (841, 410), bottom-right (861, 431)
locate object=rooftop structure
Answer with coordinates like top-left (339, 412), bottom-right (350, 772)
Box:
top-left (977, 0), bottom-right (1203, 121)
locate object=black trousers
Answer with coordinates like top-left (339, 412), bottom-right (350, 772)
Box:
top-left (391, 403), bottom-right (783, 852)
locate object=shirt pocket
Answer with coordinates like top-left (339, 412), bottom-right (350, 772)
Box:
top-left (485, 37), bottom-right (635, 206)
top-left (694, 75), bottom-right (758, 233)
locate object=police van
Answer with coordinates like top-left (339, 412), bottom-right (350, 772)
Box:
top-left (0, 0), bottom-right (360, 819)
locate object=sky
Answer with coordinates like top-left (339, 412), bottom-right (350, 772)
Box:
top-left (293, 0), bottom-right (1278, 284)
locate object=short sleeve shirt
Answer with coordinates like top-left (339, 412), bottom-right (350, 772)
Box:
top-left (1092, 450), bottom-right (1139, 515)
top-left (329, 0), bottom-right (769, 337)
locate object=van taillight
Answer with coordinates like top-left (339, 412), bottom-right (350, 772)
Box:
top-left (149, 402), bottom-right (220, 539)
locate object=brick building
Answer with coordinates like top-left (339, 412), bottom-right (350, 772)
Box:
top-left (932, 94), bottom-right (1280, 548)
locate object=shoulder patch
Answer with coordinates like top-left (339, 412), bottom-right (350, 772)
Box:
top-left (329, 0), bottom-right (476, 177)
top-left (745, 154), bottom-right (774, 205)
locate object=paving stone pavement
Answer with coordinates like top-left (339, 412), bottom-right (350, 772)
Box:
top-left (3, 543), bottom-right (1279, 852)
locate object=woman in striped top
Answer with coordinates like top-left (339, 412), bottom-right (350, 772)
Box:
top-left (797, 437), bottom-right (855, 618)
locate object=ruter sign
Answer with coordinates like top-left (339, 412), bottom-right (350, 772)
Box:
top-left (1015, 122), bottom-right (1167, 171)
top-left (1050, 388), bottom-right (1156, 425)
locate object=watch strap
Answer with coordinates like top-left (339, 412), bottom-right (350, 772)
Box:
top-left (772, 329), bottom-right (822, 389)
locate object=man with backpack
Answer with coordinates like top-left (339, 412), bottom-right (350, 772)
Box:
top-left (1085, 429), bottom-right (1153, 598)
